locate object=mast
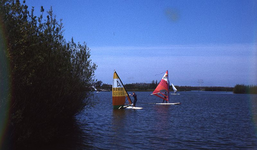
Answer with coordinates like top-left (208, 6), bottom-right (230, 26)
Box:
top-left (167, 70), bottom-right (169, 102)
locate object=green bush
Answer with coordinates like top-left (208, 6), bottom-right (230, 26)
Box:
top-left (0, 0), bottom-right (96, 148)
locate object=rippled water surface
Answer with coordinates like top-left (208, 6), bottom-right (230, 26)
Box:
top-left (74, 91), bottom-right (257, 149)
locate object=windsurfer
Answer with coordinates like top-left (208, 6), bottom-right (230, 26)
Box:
top-left (163, 92), bottom-right (168, 103)
top-left (130, 92), bottom-right (137, 106)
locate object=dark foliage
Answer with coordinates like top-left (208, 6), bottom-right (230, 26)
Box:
top-left (0, 0), bottom-right (96, 148)
top-left (233, 84), bottom-right (257, 94)
top-left (117, 83), bottom-right (234, 92)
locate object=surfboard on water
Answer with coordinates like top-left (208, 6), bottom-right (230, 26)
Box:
top-left (156, 102), bottom-right (181, 105)
top-left (125, 106), bottom-right (143, 110)
top-left (151, 70), bottom-right (181, 105)
top-left (112, 71), bottom-right (143, 110)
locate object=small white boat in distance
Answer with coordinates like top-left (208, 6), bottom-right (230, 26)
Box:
top-left (171, 83), bottom-right (180, 95)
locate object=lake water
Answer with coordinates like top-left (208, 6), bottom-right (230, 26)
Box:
top-left (48, 91), bottom-right (257, 149)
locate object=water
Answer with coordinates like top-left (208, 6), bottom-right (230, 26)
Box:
top-left (60, 92), bottom-right (257, 149)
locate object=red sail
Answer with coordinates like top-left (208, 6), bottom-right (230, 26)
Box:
top-left (152, 71), bottom-right (169, 101)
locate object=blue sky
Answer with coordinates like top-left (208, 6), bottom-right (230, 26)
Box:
top-left (25, 0), bottom-right (257, 86)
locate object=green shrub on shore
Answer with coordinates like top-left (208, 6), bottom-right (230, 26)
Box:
top-left (0, 0), bottom-right (96, 148)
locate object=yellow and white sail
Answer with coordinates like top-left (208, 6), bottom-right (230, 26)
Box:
top-left (112, 71), bottom-right (132, 109)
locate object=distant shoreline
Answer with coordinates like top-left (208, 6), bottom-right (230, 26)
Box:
top-left (93, 84), bottom-right (257, 94)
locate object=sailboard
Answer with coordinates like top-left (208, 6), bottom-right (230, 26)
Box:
top-left (92, 86), bottom-right (99, 93)
top-left (125, 106), bottom-right (143, 110)
top-left (112, 71), bottom-right (143, 109)
top-left (152, 70), bottom-right (180, 105)
top-left (170, 83), bottom-right (180, 95)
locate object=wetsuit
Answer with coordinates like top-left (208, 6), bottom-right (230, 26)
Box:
top-left (133, 93), bottom-right (137, 106)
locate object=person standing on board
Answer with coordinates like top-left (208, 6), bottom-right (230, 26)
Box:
top-left (130, 92), bottom-right (137, 106)
top-left (163, 92), bottom-right (168, 103)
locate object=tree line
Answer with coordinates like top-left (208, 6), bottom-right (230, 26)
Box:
top-left (95, 81), bottom-right (257, 94)
top-left (0, 0), bottom-right (96, 149)
top-left (94, 81), bottom-right (234, 92)
top-left (233, 84), bottom-right (257, 94)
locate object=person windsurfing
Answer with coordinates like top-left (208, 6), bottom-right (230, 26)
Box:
top-left (130, 92), bottom-right (137, 106)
